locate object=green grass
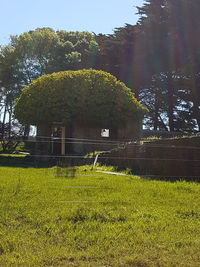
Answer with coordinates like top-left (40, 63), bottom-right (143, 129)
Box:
top-left (0, 165), bottom-right (200, 266)
top-left (0, 154), bottom-right (26, 157)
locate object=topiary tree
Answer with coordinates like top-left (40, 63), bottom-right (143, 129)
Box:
top-left (14, 69), bottom-right (147, 128)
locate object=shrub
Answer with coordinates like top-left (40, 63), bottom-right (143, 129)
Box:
top-left (14, 69), bottom-right (147, 127)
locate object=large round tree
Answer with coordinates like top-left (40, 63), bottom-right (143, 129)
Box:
top-left (14, 69), bottom-right (146, 128)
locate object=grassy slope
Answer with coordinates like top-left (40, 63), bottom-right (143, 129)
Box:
top-left (0, 166), bottom-right (200, 266)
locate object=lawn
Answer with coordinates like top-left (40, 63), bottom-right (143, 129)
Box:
top-left (0, 165), bottom-right (200, 266)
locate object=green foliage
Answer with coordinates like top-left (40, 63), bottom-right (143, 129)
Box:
top-left (136, 0), bottom-right (200, 132)
top-left (14, 69), bottom-right (147, 127)
top-left (0, 140), bottom-right (25, 154)
top-left (0, 28), bottom-right (99, 89)
top-left (0, 28), bottom-right (99, 107)
top-left (0, 166), bottom-right (200, 266)
top-left (140, 136), bottom-right (160, 144)
top-left (0, 29), bottom-right (100, 144)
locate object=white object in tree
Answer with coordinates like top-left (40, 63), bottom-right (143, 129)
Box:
top-left (101, 129), bottom-right (109, 137)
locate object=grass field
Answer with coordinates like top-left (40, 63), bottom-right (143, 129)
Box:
top-left (0, 165), bottom-right (200, 266)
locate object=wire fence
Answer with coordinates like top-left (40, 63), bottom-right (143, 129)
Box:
top-left (1, 135), bottom-right (200, 148)
top-left (1, 136), bottom-right (200, 180)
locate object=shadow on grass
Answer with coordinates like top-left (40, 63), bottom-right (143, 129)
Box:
top-left (114, 166), bottom-right (200, 183)
top-left (140, 175), bottom-right (200, 183)
top-left (0, 155), bottom-right (54, 168)
top-left (0, 154), bottom-right (93, 169)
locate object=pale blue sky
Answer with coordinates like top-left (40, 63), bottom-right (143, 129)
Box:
top-left (0, 0), bottom-right (144, 45)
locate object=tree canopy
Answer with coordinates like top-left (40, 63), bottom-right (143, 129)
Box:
top-left (14, 69), bottom-right (146, 127)
top-left (2, 0), bottom-right (200, 135)
top-left (93, 0), bottom-right (200, 133)
top-left (0, 28), bottom-right (99, 138)
top-left (136, 0), bottom-right (200, 132)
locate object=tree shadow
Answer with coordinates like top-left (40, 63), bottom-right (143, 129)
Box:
top-left (0, 154), bottom-right (93, 168)
top-left (139, 174), bottom-right (200, 183)
top-left (0, 155), bottom-right (53, 168)
top-left (114, 166), bottom-right (200, 183)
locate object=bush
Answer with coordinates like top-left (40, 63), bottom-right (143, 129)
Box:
top-left (14, 69), bottom-right (147, 127)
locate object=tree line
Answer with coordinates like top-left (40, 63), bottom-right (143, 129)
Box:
top-left (1, 0), bottom-right (200, 141)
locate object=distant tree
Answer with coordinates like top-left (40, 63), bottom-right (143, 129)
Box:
top-left (137, 0), bottom-right (200, 132)
top-left (95, 24), bottom-right (148, 93)
top-left (47, 30), bottom-right (98, 72)
top-left (0, 120), bottom-right (24, 153)
top-left (0, 28), bottom-right (99, 137)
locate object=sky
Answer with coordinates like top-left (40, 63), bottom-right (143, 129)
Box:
top-left (0, 0), bottom-right (145, 45)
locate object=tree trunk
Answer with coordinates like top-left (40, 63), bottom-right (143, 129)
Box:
top-left (23, 125), bottom-right (30, 139)
top-left (134, 87), bottom-right (140, 100)
top-left (8, 104), bottom-right (13, 139)
top-left (153, 89), bottom-right (159, 131)
top-left (1, 103), bottom-right (7, 139)
top-left (189, 75), bottom-right (200, 132)
top-left (192, 99), bottom-right (200, 132)
top-left (158, 114), bottom-right (168, 131)
top-left (167, 73), bottom-right (174, 131)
